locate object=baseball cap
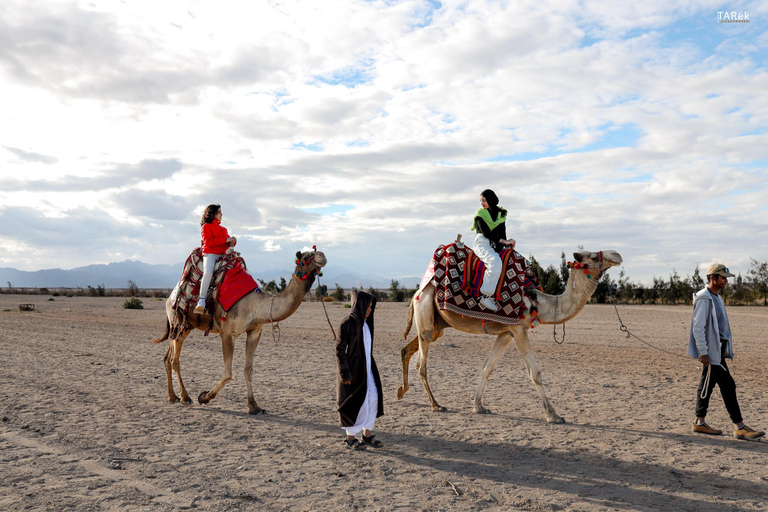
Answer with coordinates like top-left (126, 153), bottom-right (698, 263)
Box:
top-left (706, 263), bottom-right (735, 277)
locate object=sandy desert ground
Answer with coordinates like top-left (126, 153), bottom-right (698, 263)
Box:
top-left (1, 294), bottom-right (767, 511)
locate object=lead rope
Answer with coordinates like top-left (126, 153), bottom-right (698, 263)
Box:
top-left (553, 295), bottom-right (565, 344)
top-left (317, 273), bottom-right (337, 341)
top-left (608, 291), bottom-right (711, 397)
top-left (269, 294), bottom-right (281, 344)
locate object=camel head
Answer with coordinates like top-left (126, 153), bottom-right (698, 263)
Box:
top-left (571, 250), bottom-right (623, 279)
top-left (293, 248), bottom-right (327, 281)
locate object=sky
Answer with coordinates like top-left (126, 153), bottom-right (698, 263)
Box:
top-left (1, 0), bottom-right (767, 284)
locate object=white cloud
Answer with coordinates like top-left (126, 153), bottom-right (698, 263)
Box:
top-left (0, 0), bottom-right (765, 284)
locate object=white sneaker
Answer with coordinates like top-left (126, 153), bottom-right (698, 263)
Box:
top-left (479, 296), bottom-right (500, 311)
top-left (194, 299), bottom-right (206, 312)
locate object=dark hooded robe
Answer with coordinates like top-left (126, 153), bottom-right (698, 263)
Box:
top-left (336, 290), bottom-right (384, 427)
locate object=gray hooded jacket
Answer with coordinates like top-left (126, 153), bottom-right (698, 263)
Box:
top-left (688, 287), bottom-right (733, 366)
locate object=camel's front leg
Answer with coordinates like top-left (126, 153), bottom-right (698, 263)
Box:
top-left (472, 332), bottom-right (514, 414)
top-left (168, 331), bottom-right (193, 404)
top-left (198, 332), bottom-right (236, 405)
top-left (243, 327), bottom-right (264, 415)
top-left (397, 336), bottom-right (419, 400)
top-left (513, 328), bottom-right (563, 423)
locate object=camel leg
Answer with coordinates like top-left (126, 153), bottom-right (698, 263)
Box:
top-left (397, 336), bottom-right (419, 400)
top-left (472, 332), bottom-right (514, 414)
top-left (416, 335), bottom-right (446, 412)
top-left (198, 332), bottom-right (236, 405)
top-left (163, 344), bottom-right (179, 403)
top-left (243, 327), bottom-right (265, 415)
top-left (167, 330), bottom-right (193, 404)
top-left (513, 328), bottom-right (564, 423)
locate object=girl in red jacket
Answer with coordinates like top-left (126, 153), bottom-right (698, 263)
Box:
top-left (195, 204), bottom-right (236, 312)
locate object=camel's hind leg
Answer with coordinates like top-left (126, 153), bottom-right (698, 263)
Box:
top-left (397, 336), bottom-right (419, 400)
top-left (165, 330), bottom-right (193, 404)
top-left (198, 332), bottom-right (236, 405)
top-left (513, 327), bottom-right (563, 423)
top-left (243, 327), bottom-right (264, 415)
top-left (416, 335), bottom-right (446, 411)
top-left (472, 332), bottom-right (514, 414)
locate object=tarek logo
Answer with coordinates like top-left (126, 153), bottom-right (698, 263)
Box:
top-left (718, 11), bottom-right (750, 23)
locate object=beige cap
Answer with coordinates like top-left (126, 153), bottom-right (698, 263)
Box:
top-left (706, 263), bottom-right (735, 277)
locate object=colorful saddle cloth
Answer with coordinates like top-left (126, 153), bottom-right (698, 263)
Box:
top-left (418, 242), bottom-right (542, 326)
top-left (169, 248), bottom-right (261, 338)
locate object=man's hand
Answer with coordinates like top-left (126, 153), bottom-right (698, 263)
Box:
top-left (342, 379), bottom-right (351, 385)
top-left (699, 354), bottom-right (710, 366)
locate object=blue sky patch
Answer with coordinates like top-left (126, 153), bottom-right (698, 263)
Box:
top-left (291, 142), bottom-right (324, 152)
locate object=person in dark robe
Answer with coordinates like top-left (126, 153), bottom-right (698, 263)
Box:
top-left (336, 290), bottom-right (384, 450)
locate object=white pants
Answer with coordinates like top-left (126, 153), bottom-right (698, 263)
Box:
top-left (473, 233), bottom-right (502, 296)
top-left (199, 254), bottom-right (222, 300)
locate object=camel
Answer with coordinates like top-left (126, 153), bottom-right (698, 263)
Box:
top-left (152, 249), bottom-right (327, 414)
top-left (398, 248), bottom-right (622, 423)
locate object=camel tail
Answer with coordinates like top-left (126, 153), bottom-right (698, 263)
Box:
top-left (152, 317), bottom-right (171, 344)
top-left (403, 297), bottom-right (415, 340)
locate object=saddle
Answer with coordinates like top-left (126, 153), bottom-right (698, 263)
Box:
top-left (169, 248), bottom-right (261, 338)
top-left (419, 241), bottom-right (542, 326)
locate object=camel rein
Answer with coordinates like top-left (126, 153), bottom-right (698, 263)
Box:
top-left (316, 273), bottom-right (337, 341)
top-left (607, 287), bottom-right (714, 398)
top-left (269, 295), bottom-right (281, 344)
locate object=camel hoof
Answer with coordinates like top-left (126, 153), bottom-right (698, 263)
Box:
top-left (168, 396), bottom-right (180, 403)
top-left (181, 395), bottom-right (192, 405)
top-left (249, 407), bottom-right (266, 415)
top-left (396, 386), bottom-right (407, 400)
top-left (198, 391), bottom-right (211, 404)
top-left (473, 406), bottom-right (491, 414)
top-left (431, 405), bottom-right (447, 412)
top-left (547, 415), bottom-right (565, 424)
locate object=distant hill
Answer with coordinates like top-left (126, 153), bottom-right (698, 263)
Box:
top-left (0, 261), bottom-right (421, 290)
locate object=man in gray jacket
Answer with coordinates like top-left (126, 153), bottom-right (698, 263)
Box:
top-left (689, 263), bottom-right (764, 440)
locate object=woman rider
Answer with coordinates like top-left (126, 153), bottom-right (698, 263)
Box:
top-left (195, 204), bottom-right (237, 313)
top-left (471, 189), bottom-right (516, 311)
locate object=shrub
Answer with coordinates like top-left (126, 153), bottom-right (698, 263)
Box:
top-left (48, 298), bottom-right (54, 301)
top-left (52, 292), bottom-right (60, 297)
top-left (322, 296), bottom-right (335, 302)
top-left (122, 297), bottom-right (144, 310)
top-left (344, 304), bottom-right (351, 308)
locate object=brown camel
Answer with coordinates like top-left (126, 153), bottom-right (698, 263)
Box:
top-left (153, 249), bottom-right (327, 414)
top-left (398, 249), bottom-right (622, 423)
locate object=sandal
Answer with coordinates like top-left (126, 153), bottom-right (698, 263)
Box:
top-left (344, 438), bottom-right (366, 450)
top-left (361, 434), bottom-right (383, 448)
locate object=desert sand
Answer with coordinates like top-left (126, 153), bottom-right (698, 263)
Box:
top-left (1, 294), bottom-right (766, 511)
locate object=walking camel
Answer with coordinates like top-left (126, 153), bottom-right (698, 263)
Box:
top-left (153, 249), bottom-right (327, 414)
top-left (398, 249), bottom-right (622, 423)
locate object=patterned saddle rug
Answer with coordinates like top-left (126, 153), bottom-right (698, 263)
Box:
top-left (418, 241), bottom-right (542, 326)
top-left (169, 248), bottom-right (261, 338)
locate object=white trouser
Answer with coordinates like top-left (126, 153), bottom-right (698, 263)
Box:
top-left (199, 254), bottom-right (222, 300)
top-left (473, 233), bottom-right (502, 296)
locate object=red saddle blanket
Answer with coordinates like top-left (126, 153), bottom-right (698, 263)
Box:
top-left (169, 248), bottom-right (261, 337)
top-left (418, 242), bottom-right (542, 326)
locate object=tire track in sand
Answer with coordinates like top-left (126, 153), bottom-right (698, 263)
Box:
top-left (1, 429), bottom-right (198, 509)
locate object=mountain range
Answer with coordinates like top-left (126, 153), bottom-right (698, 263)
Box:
top-left (0, 260), bottom-right (421, 290)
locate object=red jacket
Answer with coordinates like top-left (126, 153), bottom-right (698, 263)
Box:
top-left (201, 220), bottom-right (230, 255)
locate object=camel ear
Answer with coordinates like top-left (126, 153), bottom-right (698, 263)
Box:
top-left (573, 252), bottom-right (583, 262)
top-left (295, 251), bottom-right (302, 260)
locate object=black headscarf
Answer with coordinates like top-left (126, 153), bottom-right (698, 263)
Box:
top-left (481, 189), bottom-right (500, 221)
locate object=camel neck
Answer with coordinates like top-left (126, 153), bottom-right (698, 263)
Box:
top-left (534, 270), bottom-right (598, 325)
